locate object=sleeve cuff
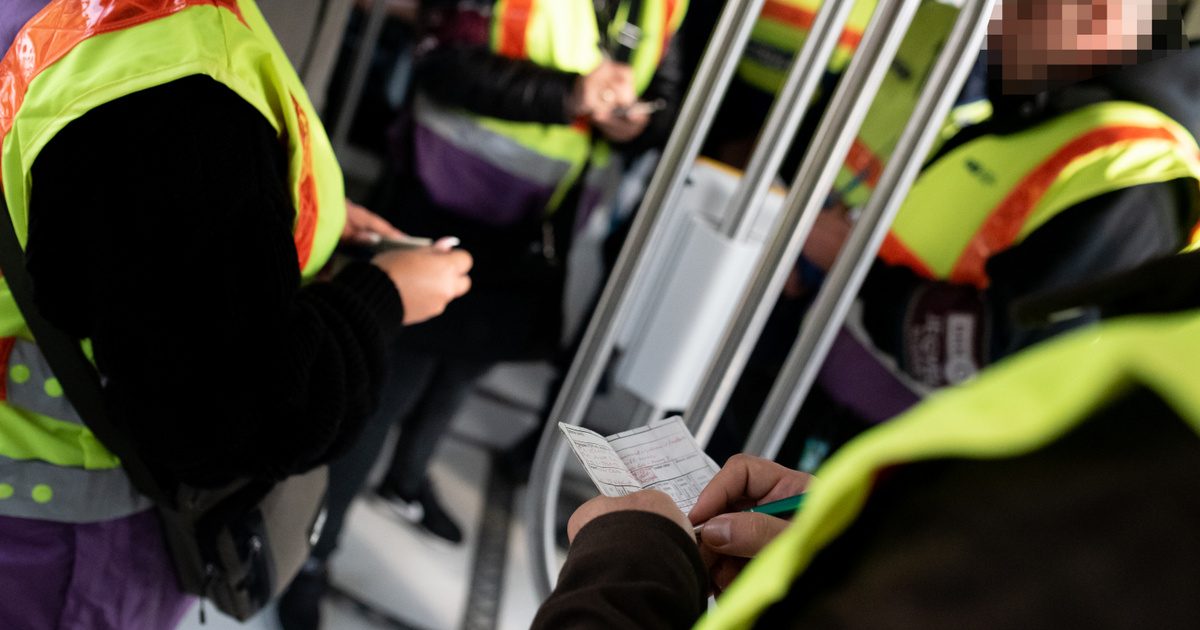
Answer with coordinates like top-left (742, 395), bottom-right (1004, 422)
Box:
top-left (574, 510), bottom-right (708, 588)
top-left (332, 261), bottom-right (405, 339)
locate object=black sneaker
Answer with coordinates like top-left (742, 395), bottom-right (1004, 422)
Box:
top-left (376, 482), bottom-right (464, 544)
top-left (277, 558), bottom-right (328, 630)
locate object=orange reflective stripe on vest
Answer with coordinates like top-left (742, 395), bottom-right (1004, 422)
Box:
top-left (662, 0), bottom-right (681, 51)
top-left (761, 0), bottom-right (865, 51)
top-left (845, 138), bottom-right (884, 190)
top-left (0, 0), bottom-right (244, 138)
top-left (880, 100), bottom-right (1200, 289)
top-left (878, 231), bottom-right (936, 278)
top-left (0, 0), bottom-right (321, 269)
top-left (290, 94), bottom-right (319, 270)
top-left (496, 0), bottom-right (535, 59)
top-left (948, 125), bottom-right (1190, 287)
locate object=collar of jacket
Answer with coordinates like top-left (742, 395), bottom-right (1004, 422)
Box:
top-left (986, 47), bottom-right (1200, 138)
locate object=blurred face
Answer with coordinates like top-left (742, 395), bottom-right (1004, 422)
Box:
top-left (987, 0), bottom-right (1182, 94)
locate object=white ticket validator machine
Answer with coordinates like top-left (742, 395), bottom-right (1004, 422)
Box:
top-left (613, 159), bottom-right (787, 415)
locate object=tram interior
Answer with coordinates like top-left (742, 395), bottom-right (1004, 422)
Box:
top-left (170, 1), bottom-right (1200, 628)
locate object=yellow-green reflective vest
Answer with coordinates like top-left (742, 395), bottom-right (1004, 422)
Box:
top-left (412, 0), bottom-right (687, 225)
top-left (738, 0), bottom-right (877, 95)
top-left (697, 309), bottom-right (1200, 629)
top-left (881, 101), bottom-right (1200, 289)
top-left (0, 0), bottom-right (346, 523)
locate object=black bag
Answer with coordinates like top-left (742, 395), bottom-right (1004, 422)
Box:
top-left (0, 195), bottom-right (327, 621)
top-left (158, 470), bottom-right (328, 619)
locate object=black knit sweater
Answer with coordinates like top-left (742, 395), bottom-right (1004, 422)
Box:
top-left (25, 76), bottom-right (404, 488)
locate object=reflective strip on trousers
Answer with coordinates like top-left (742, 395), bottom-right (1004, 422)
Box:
top-left (575, 153), bottom-right (626, 230)
top-left (0, 455), bottom-right (150, 522)
top-left (584, 152), bottom-right (623, 189)
top-left (0, 337), bottom-right (121, 470)
top-left (412, 93), bottom-right (573, 189)
top-left (7, 339), bottom-right (83, 424)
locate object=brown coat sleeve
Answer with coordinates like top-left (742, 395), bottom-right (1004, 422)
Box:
top-left (532, 511), bottom-right (709, 630)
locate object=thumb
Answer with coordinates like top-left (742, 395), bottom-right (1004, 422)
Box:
top-left (698, 513), bottom-right (790, 559)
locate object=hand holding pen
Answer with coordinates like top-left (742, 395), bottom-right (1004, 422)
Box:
top-left (688, 455), bottom-right (814, 594)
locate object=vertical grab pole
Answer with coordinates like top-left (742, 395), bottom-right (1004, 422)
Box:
top-left (745, 0), bottom-right (996, 459)
top-left (331, 0), bottom-right (389, 154)
top-left (684, 0), bottom-right (858, 444)
top-left (686, 0), bottom-right (924, 447)
top-left (716, 0), bottom-right (856, 241)
top-left (524, 0), bottom-right (770, 598)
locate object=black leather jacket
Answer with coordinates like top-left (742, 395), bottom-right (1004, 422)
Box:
top-left (413, 0), bottom-right (685, 152)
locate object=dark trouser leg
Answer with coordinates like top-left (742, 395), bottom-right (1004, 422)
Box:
top-left (312, 346), bottom-right (438, 561)
top-left (381, 355), bottom-right (493, 498)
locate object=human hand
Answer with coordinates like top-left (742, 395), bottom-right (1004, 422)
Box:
top-left (371, 247), bottom-right (473, 325)
top-left (689, 455), bottom-right (814, 593)
top-left (593, 107), bottom-right (650, 143)
top-left (567, 489), bottom-right (692, 543)
top-left (572, 60), bottom-right (636, 119)
top-left (342, 199), bottom-right (405, 246)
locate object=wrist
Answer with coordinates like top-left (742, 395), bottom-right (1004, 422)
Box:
top-left (334, 261), bottom-right (406, 338)
top-left (566, 74), bottom-right (587, 119)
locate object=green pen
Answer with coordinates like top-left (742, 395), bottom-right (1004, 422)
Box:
top-left (694, 494), bottom-right (807, 538)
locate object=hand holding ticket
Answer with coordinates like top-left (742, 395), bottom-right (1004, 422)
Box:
top-left (559, 416), bottom-right (719, 513)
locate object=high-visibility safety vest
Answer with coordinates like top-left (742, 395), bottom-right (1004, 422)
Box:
top-left (737, 0), bottom-right (877, 95)
top-left (881, 101), bottom-right (1200, 289)
top-left (411, 0), bottom-right (687, 226)
top-left (696, 309), bottom-right (1200, 629)
top-left (0, 0), bottom-right (346, 523)
top-left (736, 0), bottom-right (977, 211)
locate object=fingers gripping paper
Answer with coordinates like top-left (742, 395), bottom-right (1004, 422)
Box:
top-left (559, 416), bottom-right (720, 513)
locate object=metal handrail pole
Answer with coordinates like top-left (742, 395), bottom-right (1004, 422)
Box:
top-left (303, 0), bottom-right (357, 114)
top-left (745, 0), bottom-right (996, 459)
top-left (525, 0), bottom-right (770, 598)
top-left (684, 0), bottom-right (856, 445)
top-left (687, 0), bottom-right (923, 447)
top-left (331, 0), bottom-right (389, 153)
top-left (717, 0), bottom-right (855, 240)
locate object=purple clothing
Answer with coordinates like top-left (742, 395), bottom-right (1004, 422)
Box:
top-left (0, 510), bottom-right (192, 629)
top-left (0, 0), bottom-right (48, 55)
top-left (414, 122), bottom-right (558, 227)
top-left (413, 120), bottom-right (615, 230)
top-left (817, 328), bottom-right (921, 424)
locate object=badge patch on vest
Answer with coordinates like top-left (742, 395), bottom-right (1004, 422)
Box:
top-left (902, 283), bottom-right (989, 388)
